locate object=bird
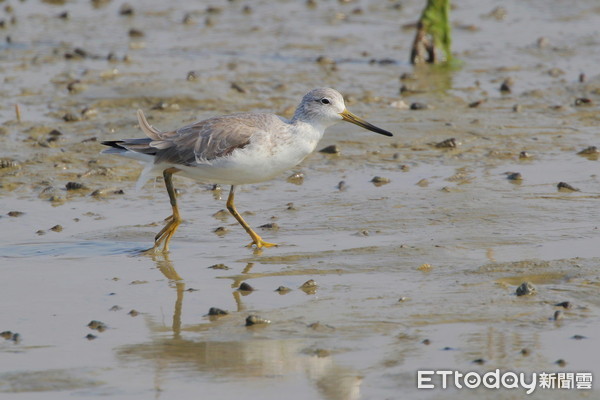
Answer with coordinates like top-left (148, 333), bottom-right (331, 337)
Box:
top-left (101, 88), bottom-right (393, 252)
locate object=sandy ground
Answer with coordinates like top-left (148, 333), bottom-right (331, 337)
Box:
top-left (1, 0), bottom-right (600, 399)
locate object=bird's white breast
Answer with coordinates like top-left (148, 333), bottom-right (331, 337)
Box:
top-left (176, 122), bottom-right (324, 185)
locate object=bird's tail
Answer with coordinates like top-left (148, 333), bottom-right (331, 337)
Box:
top-left (137, 109), bottom-right (162, 140)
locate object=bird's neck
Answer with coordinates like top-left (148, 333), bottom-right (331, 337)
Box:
top-left (290, 119), bottom-right (326, 145)
top-left (291, 112), bottom-right (329, 133)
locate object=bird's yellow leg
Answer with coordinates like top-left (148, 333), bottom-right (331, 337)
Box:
top-left (148, 167), bottom-right (181, 253)
top-left (226, 185), bottom-right (277, 249)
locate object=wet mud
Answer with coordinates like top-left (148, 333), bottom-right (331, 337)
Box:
top-left (1, 0), bottom-right (600, 399)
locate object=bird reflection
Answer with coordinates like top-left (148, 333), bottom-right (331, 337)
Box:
top-left (151, 253), bottom-right (184, 339)
top-left (119, 253), bottom-right (361, 400)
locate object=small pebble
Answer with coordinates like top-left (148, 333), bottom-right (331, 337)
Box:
top-left (410, 102), bottom-right (428, 110)
top-left (128, 310), bottom-right (139, 317)
top-left (238, 282), bottom-right (254, 291)
top-left (557, 182), bottom-right (579, 192)
top-left (520, 348), bottom-right (530, 356)
top-left (48, 129), bottom-right (63, 138)
top-left (151, 102), bottom-right (170, 110)
top-left (186, 71), bottom-right (198, 81)
top-left (1, 331), bottom-right (19, 342)
top-left (259, 223), bottom-right (279, 230)
top-left (65, 181), bottom-right (85, 190)
top-left (212, 209), bottom-right (229, 219)
top-left (519, 151), bottom-right (530, 159)
top-left (555, 301), bottom-right (572, 309)
top-left (0, 159), bottom-right (20, 169)
top-left (213, 226), bottom-right (229, 235)
top-left (319, 144), bottom-right (340, 154)
top-left (371, 176), bottom-right (390, 186)
top-left (422, 339), bottom-right (431, 345)
top-left (516, 282), bottom-right (536, 296)
top-left (109, 305), bottom-right (122, 311)
top-left (87, 320), bottom-right (107, 332)
top-left (500, 78), bottom-right (514, 93)
top-left (119, 3), bottom-right (134, 15)
top-left (206, 6), bottom-right (222, 14)
top-left (287, 172), bottom-right (304, 185)
top-left (571, 334), bottom-right (586, 340)
top-left (63, 112), bottom-right (80, 122)
top-left (506, 172), bottom-right (522, 181)
top-left (513, 104), bottom-right (522, 112)
top-left (435, 138), bottom-right (458, 148)
top-left (300, 279), bottom-right (317, 294)
top-left (574, 98), bottom-right (592, 106)
top-left (307, 322), bottom-right (335, 332)
top-left (556, 359), bottom-right (567, 367)
top-left (300, 279), bottom-right (317, 289)
top-left (337, 180), bottom-right (347, 191)
top-left (208, 307), bottom-right (229, 316)
top-left (182, 13), bottom-right (195, 25)
top-left (473, 358), bottom-right (486, 365)
top-left (73, 47), bottom-right (88, 58)
top-left (245, 315), bottom-right (270, 326)
top-left (486, 6), bottom-right (507, 20)
top-left (315, 55), bottom-right (336, 66)
top-left (85, 334), bottom-right (97, 340)
top-left (91, 188), bottom-right (125, 198)
top-left (275, 286), bottom-right (291, 293)
top-left (577, 146), bottom-right (599, 155)
top-left (66, 80), bottom-right (86, 94)
top-left (230, 82), bottom-right (247, 93)
top-left (50, 224), bottom-right (63, 232)
top-left (7, 211), bottom-right (24, 217)
top-left (417, 263), bottom-right (432, 271)
top-left (128, 28), bottom-right (144, 38)
top-left (208, 263), bottom-right (230, 270)
top-left (468, 99), bottom-right (486, 108)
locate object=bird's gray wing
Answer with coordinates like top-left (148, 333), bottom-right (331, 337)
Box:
top-left (152, 114), bottom-right (269, 166)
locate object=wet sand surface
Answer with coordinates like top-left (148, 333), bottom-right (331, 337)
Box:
top-left (1, 0), bottom-right (600, 399)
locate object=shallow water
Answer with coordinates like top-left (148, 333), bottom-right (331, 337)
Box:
top-left (1, 0), bottom-right (600, 399)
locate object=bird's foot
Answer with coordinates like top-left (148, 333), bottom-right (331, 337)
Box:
top-left (246, 238), bottom-right (277, 249)
top-left (140, 245), bottom-right (164, 255)
top-left (143, 215), bottom-right (180, 254)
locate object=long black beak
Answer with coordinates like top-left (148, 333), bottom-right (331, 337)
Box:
top-left (340, 109), bottom-right (393, 137)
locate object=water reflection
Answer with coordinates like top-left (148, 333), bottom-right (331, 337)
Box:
top-left (402, 63), bottom-right (455, 93)
top-left (116, 254), bottom-right (361, 400)
top-left (153, 254), bottom-right (184, 339)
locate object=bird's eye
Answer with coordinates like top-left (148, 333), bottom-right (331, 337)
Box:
top-left (320, 98), bottom-right (330, 105)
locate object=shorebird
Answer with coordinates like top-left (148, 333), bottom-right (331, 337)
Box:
top-left (102, 88), bottom-right (392, 252)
